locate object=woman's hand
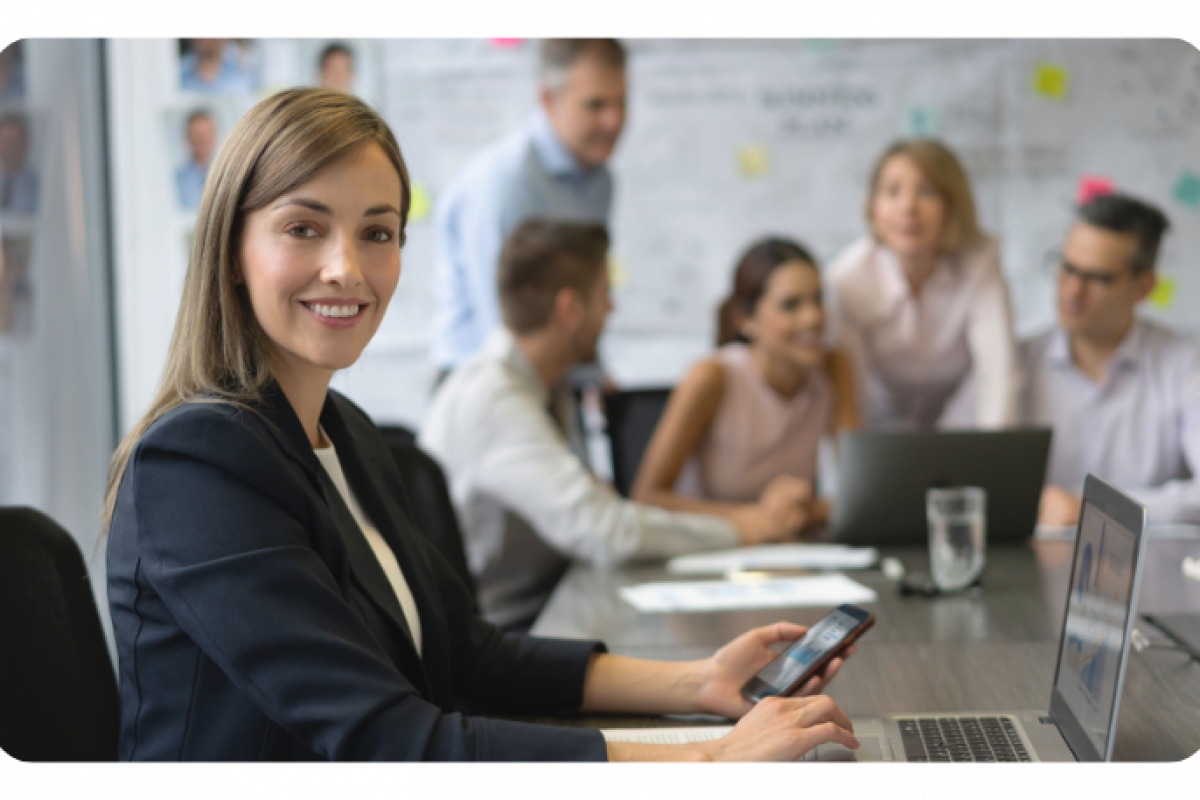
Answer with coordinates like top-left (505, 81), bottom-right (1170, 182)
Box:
top-left (730, 477), bottom-right (816, 543)
top-left (692, 621), bottom-right (855, 720)
top-left (760, 476), bottom-right (813, 517)
top-left (696, 694), bottom-right (859, 762)
top-left (728, 505), bottom-right (797, 544)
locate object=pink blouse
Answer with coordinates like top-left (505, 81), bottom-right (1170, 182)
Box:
top-left (675, 343), bottom-right (834, 503)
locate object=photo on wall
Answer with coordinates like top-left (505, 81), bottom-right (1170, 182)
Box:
top-left (177, 38), bottom-right (262, 96)
top-left (0, 233), bottom-right (32, 336)
top-left (0, 109), bottom-right (40, 216)
top-left (252, 37), bottom-right (379, 107)
top-left (299, 40), bottom-right (380, 105)
top-left (0, 40), bottom-right (25, 102)
top-left (162, 99), bottom-right (241, 212)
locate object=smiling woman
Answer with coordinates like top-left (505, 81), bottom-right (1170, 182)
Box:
top-left (101, 87), bottom-right (859, 763)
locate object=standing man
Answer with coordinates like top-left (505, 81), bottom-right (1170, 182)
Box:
top-left (431, 39), bottom-right (627, 379)
top-left (1020, 193), bottom-right (1200, 524)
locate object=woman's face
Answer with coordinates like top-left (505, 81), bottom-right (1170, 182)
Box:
top-left (238, 141), bottom-right (403, 385)
top-left (747, 260), bottom-right (825, 370)
top-left (870, 154), bottom-right (948, 259)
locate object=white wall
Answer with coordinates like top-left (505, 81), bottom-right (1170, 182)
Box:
top-left (108, 39), bottom-right (1200, 434)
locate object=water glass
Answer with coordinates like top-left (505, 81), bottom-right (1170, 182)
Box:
top-left (926, 487), bottom-right (987, 592)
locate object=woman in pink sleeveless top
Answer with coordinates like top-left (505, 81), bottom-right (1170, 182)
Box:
top-left (632, 238), bottom-right (858, 542)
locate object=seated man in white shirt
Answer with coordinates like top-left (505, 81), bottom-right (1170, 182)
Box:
top-left (1020, 192), bottom-right (1200, 525)
top-left (420, 220), bottom-right (780, 630)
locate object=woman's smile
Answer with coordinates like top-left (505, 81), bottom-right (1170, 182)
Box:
top-left (300, 298), bottom-right (370, 329)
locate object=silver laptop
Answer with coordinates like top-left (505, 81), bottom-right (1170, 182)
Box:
top-left (817, 473), bottom-right (1148, 762)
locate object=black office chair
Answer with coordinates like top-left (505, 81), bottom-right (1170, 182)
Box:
top-left (382, 439), bottom-right (479, 611)
top-left (0, 507), bottom-right (119, 761)
top-left (600, 387), bottom-right (673, 498)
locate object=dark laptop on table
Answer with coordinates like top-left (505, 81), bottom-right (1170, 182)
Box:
top-left (830, 429), bottom-right (1052, 544)
top-left (647, 474), bottom-right (1148, 761)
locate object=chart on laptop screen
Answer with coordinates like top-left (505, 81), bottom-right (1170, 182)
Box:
top-left (1055, 504), bottom-right (1137, 755)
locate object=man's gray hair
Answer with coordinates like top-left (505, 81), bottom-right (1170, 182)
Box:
top-left (539, 39), bottom-right (626, 94)
top-left (1076, 193), bottom-right (1171, 274)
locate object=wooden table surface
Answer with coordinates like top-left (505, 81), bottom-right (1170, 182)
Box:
top-left (524, 536), bottom-right (1200, 762)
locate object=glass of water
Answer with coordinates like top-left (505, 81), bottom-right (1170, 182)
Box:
top-left (926, 487), bottom-right (987, 592)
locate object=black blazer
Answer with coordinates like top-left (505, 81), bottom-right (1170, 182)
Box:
top-left (106, 385), bottom-right (607, 761)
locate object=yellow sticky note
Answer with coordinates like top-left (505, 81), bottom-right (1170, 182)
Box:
top-left (608, 255), bottom-right (629, 290)
top-left (1033, 63), bottom-right (1069, 100)
top-left (737, 144), bottom-right (771, 179)
top-left (409, 182), bottom-right (431, 223)
top-left (1148, 276), bottom-right (1176, 310)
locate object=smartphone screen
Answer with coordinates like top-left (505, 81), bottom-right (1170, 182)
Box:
top-left (745, 605), bottom-right (871, 700)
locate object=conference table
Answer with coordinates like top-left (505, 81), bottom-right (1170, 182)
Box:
top-left (524, 533), bottom-right (1200, 762)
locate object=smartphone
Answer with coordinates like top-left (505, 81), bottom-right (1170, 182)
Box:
top-left (741, 604), bottom-right (874, 703)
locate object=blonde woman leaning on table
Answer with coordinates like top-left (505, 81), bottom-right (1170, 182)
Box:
top-left (632, 238), bottom-right (858, 541)
top-left (826, 139), bottom-right (1019, 430)
top-left (102, 88), bottom-right (858, 763)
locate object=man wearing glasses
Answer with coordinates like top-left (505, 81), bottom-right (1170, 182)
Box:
top-left (1020, 193), bottom-right (1200, 525)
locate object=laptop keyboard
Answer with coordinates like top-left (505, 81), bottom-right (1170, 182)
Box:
top-left (898, 717), bottom-right (1032, 762)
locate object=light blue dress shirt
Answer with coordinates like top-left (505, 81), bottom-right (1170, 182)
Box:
top-left (431, 111), bottom-right (613, 370)
top-left (179, 46), bottom-right (258, 94)
top-left (175, 160), bottom-right (208, 210)
top-left (1019, 318), bottom-right (1200, 523)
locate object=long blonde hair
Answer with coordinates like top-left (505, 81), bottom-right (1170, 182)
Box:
top-left (864, 138), bottom-right (982, 253)
top-left (101, 88), bottom-right (411, 530)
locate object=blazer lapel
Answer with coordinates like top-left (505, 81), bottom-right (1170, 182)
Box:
top-left (251, 384), bottom-right (425, 668)
top-left (312, 463), bottom-right (418, 644)
top-left (319, 397), bottom-right (435, 658)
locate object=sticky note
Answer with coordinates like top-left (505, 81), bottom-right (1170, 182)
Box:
top-left (607, 255), bottom-right (630, 290)
top-left (487, 36), bottom-right (525, 50)
top-left (737, 144), bottom-right (770, 179)
top-left (905, 107), bottom-right (937, 136)
top-left (409, 182), bottom-right (432, 223)
top-left (1033, 63), bottom-right (1069, 100)
top-left (1076, 175), bottom-right (1113, 204)
top-left (804, 40), bottom-right (838, 53)
top-left (1148, 276), bottom-right (1176, 310)
top-left (1172, 170), bottom-right (1200, 209)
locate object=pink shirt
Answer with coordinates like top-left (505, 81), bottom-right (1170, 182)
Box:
top-left (826, 235), bottom-right (1018, 430)
top-left (676, 343), bottom-right (834, 503)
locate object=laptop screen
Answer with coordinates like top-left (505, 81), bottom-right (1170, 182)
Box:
top-left (1051, 499), bottom-right (1139, 759)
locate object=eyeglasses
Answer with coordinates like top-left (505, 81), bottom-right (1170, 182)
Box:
top-left (1043, 250), bottom-right (1136, 289)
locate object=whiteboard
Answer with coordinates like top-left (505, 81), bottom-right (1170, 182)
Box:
top-left (108, 40), bottom-right (1200, 431)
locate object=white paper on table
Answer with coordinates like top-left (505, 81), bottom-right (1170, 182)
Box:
top-left (667, 544), bottom-right (878, 575)
top-left (600, 726), bottom-right (734, 744)
top-left (619, 574), bottom-right (877, 613)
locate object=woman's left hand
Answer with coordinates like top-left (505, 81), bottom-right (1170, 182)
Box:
top-left (692, 621), bottom-right (855, 719)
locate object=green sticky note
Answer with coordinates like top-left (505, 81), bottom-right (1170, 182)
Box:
top-left (804, 39), bottom-right (838, 53)
top-left (905, 107), bottom-right (937, 136)
top-left (1034, 63), bottom-right (1069, 100)
top-left (1148, 276), bottom-right (1177, 310)
top-left (1172, 171), bottom-right (1200, 209)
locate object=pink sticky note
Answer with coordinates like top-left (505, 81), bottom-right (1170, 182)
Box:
top-left (487, 36), bottom-right (525, 50)
top-left (1077, 175), bottom-right (1114, 204)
